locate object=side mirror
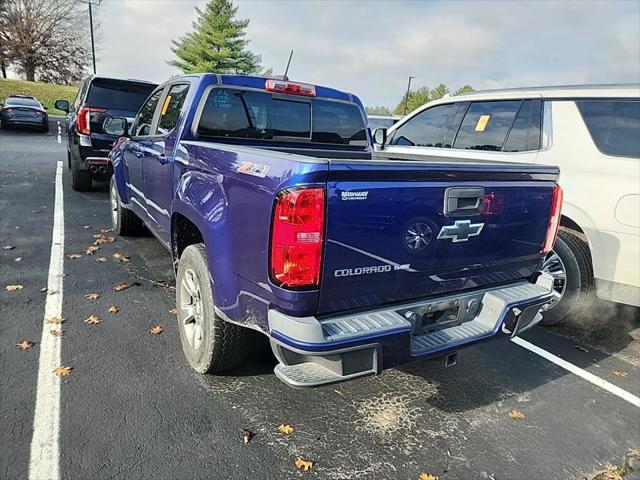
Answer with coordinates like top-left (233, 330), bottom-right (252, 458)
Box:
top-left (44, 106), bottom-right (49, 110)
top-left (54, 99), bottom-right (70, 113)
top-left (372, 128), bottom-right (387, 148)
top-left (103, 116), bottom-right (129, 137)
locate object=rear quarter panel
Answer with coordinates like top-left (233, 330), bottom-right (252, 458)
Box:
top-left (171, 141), bottom-right (329, 331)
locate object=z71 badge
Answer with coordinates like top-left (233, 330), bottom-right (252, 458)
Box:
top-left (237, 161), bottom-right (271, 178)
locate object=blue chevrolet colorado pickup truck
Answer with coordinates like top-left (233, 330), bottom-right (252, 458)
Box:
top-left (105, 73), bottom-right (561, 387)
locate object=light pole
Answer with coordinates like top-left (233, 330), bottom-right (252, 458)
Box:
top-left (403, 76), bottom-right (414, 116)
top-left (79, 0), bottom-right (101, 74)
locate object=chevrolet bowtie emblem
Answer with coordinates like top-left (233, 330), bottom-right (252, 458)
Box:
top-left (437, 220), bottom-right (484, 242)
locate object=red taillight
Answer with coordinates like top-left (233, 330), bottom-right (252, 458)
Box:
top-left (77, 106), bottom-right (106, 135)
top-left (270, 187), bottom-right (325, 288)
top-left (542, 184), bottom-right (563, 255)
top-left (482, 193), bottom-right (505, 215)
top-left (265, 79), bottom-right (316, 97)
top-left (3, 108), bottom-right (14, 113)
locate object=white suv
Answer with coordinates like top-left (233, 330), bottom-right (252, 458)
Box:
top-left (373, 85), bottom-right (640, 324)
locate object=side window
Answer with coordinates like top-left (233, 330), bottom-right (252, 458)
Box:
top-left (74, 80), bottom-right (88, 109)
top-left (503, 99), bottom-right (542, 152)
top-left (157, 84), bottom-right (190, 135)
top-left (453, 100), bottom-right (521, 151)
top-left (577, 100), bottom-right (640, 157)
top-left (390, 104), bottom-right (454, 147)
top-left (133, 90), bottom-right (163, 137)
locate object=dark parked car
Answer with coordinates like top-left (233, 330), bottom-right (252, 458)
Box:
top-left (54, 75), bottom-right (157, 191)
top-left (0, 95), bottom-right (49, 132)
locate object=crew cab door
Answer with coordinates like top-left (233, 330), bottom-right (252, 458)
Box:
top-left (123, 88), bottom-right (164, 224)
top-left (141, 83), bottom-right (191, 245)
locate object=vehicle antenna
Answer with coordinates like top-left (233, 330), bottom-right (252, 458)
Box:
top-left (283, 50), bottom-right (294, 81)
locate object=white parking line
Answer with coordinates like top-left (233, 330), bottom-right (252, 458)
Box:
top-left (29, 161), bottom-right (64, 480)
top-left (512, 336), bottom-right (640, 408)
top-left (57, 122), bottom-right (61, 144)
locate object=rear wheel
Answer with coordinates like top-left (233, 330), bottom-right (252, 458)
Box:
top-left (176, 244), bottom-right (248, 373)
top-left (110, 175), bottom-right (145, 236)
top-left (71, 158), bottom-right (92, 191)
top-left (539, 229), bottom-right (595, 325)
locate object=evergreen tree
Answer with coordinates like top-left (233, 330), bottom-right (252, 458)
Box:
top-left (169, 0), bottom-right (262, 75)
top-left (366, 105), bottom-right (392, 116)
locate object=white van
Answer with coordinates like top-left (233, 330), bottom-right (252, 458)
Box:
top-left (373, 85), bottom-right (640, 324)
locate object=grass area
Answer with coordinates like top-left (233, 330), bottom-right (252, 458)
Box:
top-left (0, 78), bottom-right (78, 115)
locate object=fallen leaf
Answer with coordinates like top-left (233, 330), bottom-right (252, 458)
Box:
top-left (169, 307), bottom-right (178, 315)
top-left (2, 245), bottom-right (15, 250)
top-left (84, 292), bottom-right (100, 300)
top-left (16, 340), bottom-right (35, 350)
top-left (113, 252), bottom-right (130, 263)
top-left (67, 253), bottom-right (82, 259)
top-left (83, 225), bottom-right (91, 229)
top-left (241, 429), bottom-right (253, 444)
top-left (32, 210), bottom-right (41, 214)
top-left (93, 238), bottom-right (107, 246)
top-left (101, 228), bottom-right (114, 233)
top-left (54, 365), bottom-right (72, 377)
top-left (96, 256), bottom-right (108, 262)
top-left (14, 257), bottom-right (22, 262)
top-left (108, 305), bottom-right (121, 314)
top-left (113, 283), bottom-right (129, 292)
top-left (149, 326), bottom-right (164, 335)
top-left (47, 289), bottom-right (58, 295)
top-left (419, 474), bottom-right (439, 480)
top-left (507, 409), bottom-right (526, 420)
top-left (5, 284), bottom-right (24, 291)
top-left (105, 236), bottom-right (116, 243)
top-left (40, 287), bottom-right (48, 292)
top-left (50, 330), bottom-right (64, 337)
top-left (612, 370), bottom-right (628, 378)
top-left (591, 464), bottom-right (624, 480)
top-left (294, 458), bottom-right (314, 471)
top-left (278, 424), bottom-right (294, 435)
top-left (84, 315), bottom-right (101, 325)
top-left (573, 345), bottom-right (589, 353)
top-left (93, 233), bottom-right (105, 239)
top-left (85, 245), bottom-right (99, 255)
top-left (47, 316), bottom-right (63, 324)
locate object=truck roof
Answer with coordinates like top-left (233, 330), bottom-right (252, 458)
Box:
top-left (170, 73), bottom-right (360, 105)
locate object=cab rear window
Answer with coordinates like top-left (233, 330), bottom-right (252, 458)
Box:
top-left (577, 100), bottom-right (640, 157)
top-left (196, 88), bottom-right (367, 147)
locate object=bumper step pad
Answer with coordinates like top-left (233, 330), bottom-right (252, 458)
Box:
top-left (274, 362), bottom-right (352, 388)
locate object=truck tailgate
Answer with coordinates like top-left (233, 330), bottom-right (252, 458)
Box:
top-left (318, 159), bottom-right (559, 315)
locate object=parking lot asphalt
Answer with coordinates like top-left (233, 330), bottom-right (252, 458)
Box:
top-left (1, 121), bottom-right (639, 480)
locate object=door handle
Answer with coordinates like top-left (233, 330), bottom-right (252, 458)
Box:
top-left (156, 153), bottom-right (168, 165)
top-left (444, 187), bottom-right (485, 216)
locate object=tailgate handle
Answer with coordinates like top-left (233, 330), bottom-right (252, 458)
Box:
top-left (444, 187), bottom-right (485, 216)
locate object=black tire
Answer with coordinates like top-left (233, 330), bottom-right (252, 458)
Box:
top-left (176, 243), bottom-right (248, 373)
top-left (42, 122), bottom-right (49, 133)
top-left (71, 157), bottom-right (92, 191)
top-left (539, 229), bottom-right (596, 325)
top-left (67, 149), bottom-right (72, 170)
top-left (110, 175), bottom-right (145, 236)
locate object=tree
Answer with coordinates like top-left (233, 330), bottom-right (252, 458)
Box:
top-left (366, 105), bottom-right (391, 116)
top-left (454, 85), bottom-right (475, 96)
top-left (0, 0), bottom-right (90, 83)
top-left (169, 0), bottom-right (264, 75)
top-left (429, 83), bottom-right (449, 101)
top-left (394, 86), bottom-right (430, 116)
top-left (393, 83), bottom-right (475, 114)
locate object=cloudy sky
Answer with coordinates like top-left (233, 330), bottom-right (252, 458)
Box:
top-left (90, 0), bottom-right (639, 109)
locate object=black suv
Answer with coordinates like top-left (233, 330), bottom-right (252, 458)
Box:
top-left (55, 76), bottom-right (157, 191)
